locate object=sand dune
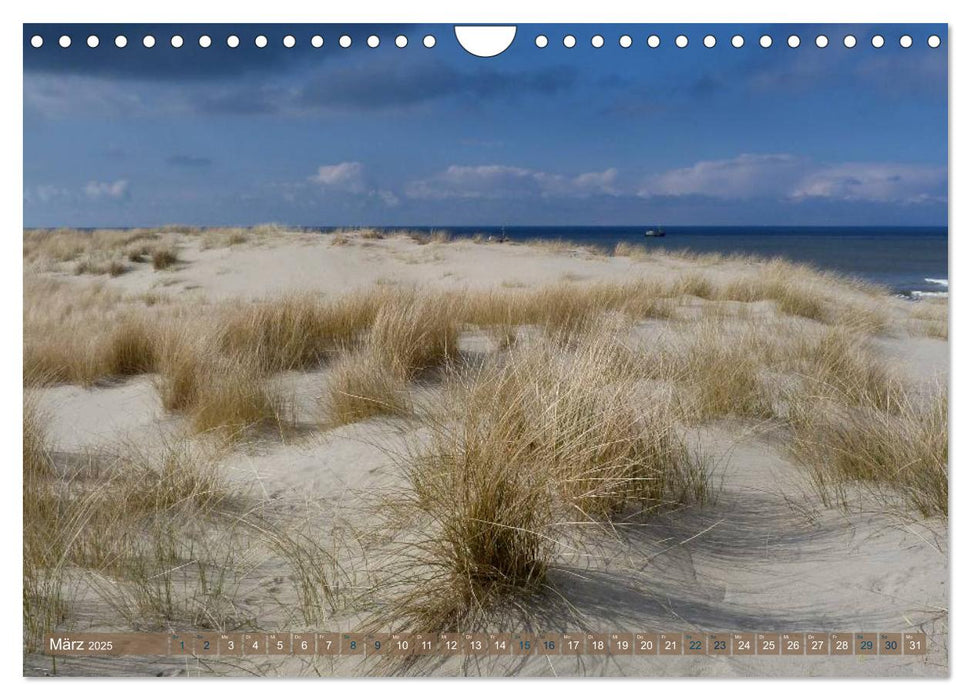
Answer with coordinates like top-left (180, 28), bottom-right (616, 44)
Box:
top-left (23, 228), bottom-right (948, 677)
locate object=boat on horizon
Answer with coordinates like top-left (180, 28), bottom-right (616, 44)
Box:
top-left (645, 227), bottom-right (666, 238)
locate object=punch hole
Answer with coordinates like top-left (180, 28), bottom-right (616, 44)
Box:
top-left (339, 35), bottom-right (351, 48)
top-left (367, 35), bottom-right (380, 48)
top-left (59, 35), bottom-right (71, 48)
top-left (283, 35), bottom-right (296, 48)
top-left (900, 35), bottom-right (913, 48)
top-left (872, 35), bottom-right (885, 48)
top-left (454, 26), bottom-right (516, 56)
top-left (255, 35), bottom-right (268, 49)
top-left (143, 35), bottom-right (156, 48)
top-left (115, 35), bottom-right (127, 48)
top-left (171, 35), bottom-right (183, 48)
top-left (199, 35), bottom-right (212, 48)
top-left (788, 35), bottom-right (800, 48)
top-left (815, 35), bottom-right (828, 48)
top-left (86, 35), bottom-right (99, 48)
top-left (703, 35), bottom-right (716, 48)
top-left (30, 35), bottom-right (43, 48)
top-left (563, 35), bottom-right (576, 48)
top-left (732, 35), bottom-right (744, 48)
top-left (312, 35), bottom-right (324, 48)
top-left (759, 35), bottom-right (772, 48)
top-left (423, 35), bottom-right (436, 48)
top-left (227, 35), bottom-right (240, 48)
top-left (591, 35), bottom-right (604, 48)
top-left (928, 35), bottom-right (941, 48)
top-left (675, 35), bottom-right (688, 48)
top-left (647, 35), bottom-right (660, 48)
top-left (619, 35), bottom-right (632, 48)
top-left (535, 35), bottom-right (548, 48)
top-left (843, 35), bottom-right (857, 48)
top-left (395, 35), bottom-right (407, 48)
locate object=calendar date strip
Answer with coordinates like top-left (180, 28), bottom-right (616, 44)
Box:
top-left (44, 631), bottom-right (927, 657)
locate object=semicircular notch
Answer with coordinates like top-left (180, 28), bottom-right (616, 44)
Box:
top-left (454, 26), bottom-right (517, 57)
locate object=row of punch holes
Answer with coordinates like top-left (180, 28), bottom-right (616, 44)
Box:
top-left (29, 32), bottom-right (943, 51)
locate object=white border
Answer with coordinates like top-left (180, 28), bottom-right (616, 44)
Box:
top-left (5, 1), bottom-right (963, 698)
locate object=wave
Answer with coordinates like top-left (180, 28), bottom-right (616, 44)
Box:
top-left (911, 290), bottom-right (948, 299)
top-left (924, 278), bottom-right (949, 287)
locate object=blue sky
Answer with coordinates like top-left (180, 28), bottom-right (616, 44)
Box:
top-left (23, 23), bottom-right (947, 227)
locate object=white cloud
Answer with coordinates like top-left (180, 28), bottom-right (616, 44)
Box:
top-left (309, 162), bottom-right (367, 193)
top-left (791, 163), bottom-right (946, 204)
top-left (640, 153), bottom-right (802, 199)
top-left (406, 164), bottom-right (620, 200)
top-left (640, 153), bottom-right (945, 205)
top-left (306, 163), bottom-right (399, 207)
top-left (84, 179), bottom-right (129, 200)
top-left (23, 184), bottom-right (70, 205)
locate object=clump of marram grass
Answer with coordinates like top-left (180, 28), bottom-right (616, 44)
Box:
top-left (115, 438), bottom-right (226, 516)
top-left (504, 281), bottom-right (671, 343)
top-left (151, 245), bottom-right (179, 270)
top-left (910, 299), bottom-right (948, 340)
top-left (640, 320), bottom-right (776, 421)
top-left (155, 330), bottom-right (206, 411)
top-left (392, 438), bottom-right (555, 631)
top-left (23, 398), bottom-right (68, 652)
top-left (186, 354), bottom-right (292, 440)
top-left (24, 313), bottom-right (163, 386)
top-left (74, 256), bottom-right (129, 277)
top-left (21, 424), bottom-right (260, 644)
top-left (673, 273), bottom-right (717, 300)
top-left (789, 384), bottom-right (947, 518)
top-left (793, 326), bottom-right (904, 411)
top-left (672, 327), bottom-right (774, 421)
top-left (377, 331), bottom-right (709, 631)
top-left (153, 329), bottom-right (293, 440)
top-left (368, 292), bottom-right (459, 377)
top-left (324, 349), bottom-right (411, 426)
top-left (218, 291), bottom-right (387, 372)
top-left (102, 315), bottom-right (161, 376)
top-left (612, 241), bottom-right (654, 260)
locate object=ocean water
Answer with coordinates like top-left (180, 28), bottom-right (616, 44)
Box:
top-left (317, 225), bottom-right (947, 298)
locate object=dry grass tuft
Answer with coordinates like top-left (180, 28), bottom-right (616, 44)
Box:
top-left (368, 292), bottom-right (459, 377)
top-left (186, 355), bottom-right (291, 440)
top-left (324, 349), bottom-right (411, 426)
top-left (910, 299), bottom-right (948, 339)
top-left (218, 292), bottom-right (386, 372)
top-left (794, 327), bottom-right (904, 410)
top-left (790, 385), bottom-right (947, 517)
top-left (151, 245), bottom-right (179, 270)
top-left (102, 316), bottom-right (161, 376)
top-left (379, 332), bottom-right (709, 630)
top-left (669, 323), bottom-right (775, 420)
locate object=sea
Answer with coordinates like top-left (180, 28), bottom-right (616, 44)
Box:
top-left (315, 225), bottom-right (948, 299)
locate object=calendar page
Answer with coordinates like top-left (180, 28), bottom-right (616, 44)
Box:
top-left (22, 21), bottom-right (948, 679)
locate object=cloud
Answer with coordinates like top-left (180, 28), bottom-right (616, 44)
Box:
top-left (84, 179), bottom-right (130, 200)
top-left (641, 154), bottom-right (803, 199)
top-left (307, 162), bottom-right (399, 206)
top-left (407, 155), bottom-right (945, 210)
top-left (166, 155), bottom-right (212, 168)
top-left (309, 162), bottom-right (367, 193)
top-left (791, 163), bottom-right (946, 204)
top-left (23, 184), bottom-right (70, 205)
top-left (406, 165), bottom-right (619, 200)
top-left (640, 154), bottom-right (945, 205)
